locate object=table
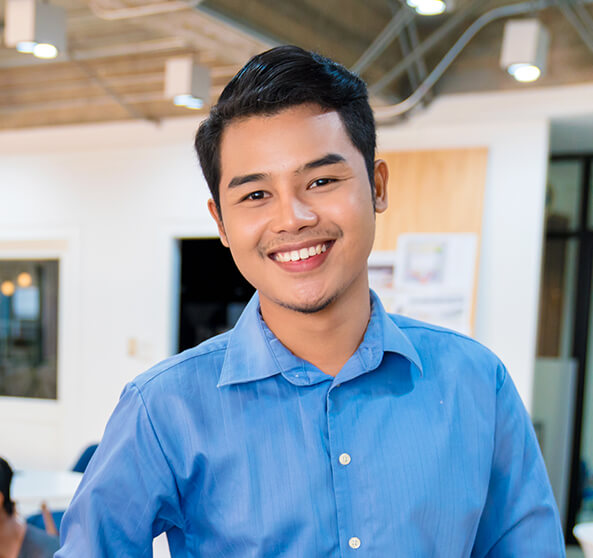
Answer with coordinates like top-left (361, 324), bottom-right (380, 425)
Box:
top-left (11, 470), bottom-right (83, 516)
top-left (13, 470), bottom-right (170, 555)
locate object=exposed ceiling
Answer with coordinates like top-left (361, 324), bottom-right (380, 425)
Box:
top-left (1, 0), bottom-right (592, 131)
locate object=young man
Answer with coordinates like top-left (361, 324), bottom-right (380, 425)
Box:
top-left (57, 46), bottom-right (564, 556)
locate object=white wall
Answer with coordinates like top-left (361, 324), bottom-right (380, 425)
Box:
top-left (1, 82), bottom-right (593, 468)
top-left (0, 119), bottom-right (218, 469)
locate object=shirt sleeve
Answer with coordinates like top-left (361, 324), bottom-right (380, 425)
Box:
top-left (471, 364), bottom-right (566, 557)
top-left (56, 382), bottom-right (183, 557)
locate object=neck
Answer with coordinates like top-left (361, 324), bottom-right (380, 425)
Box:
top-left (0, 513), bottom-right (25, 558)
top-left (260, 277), bottom-right (371, 376)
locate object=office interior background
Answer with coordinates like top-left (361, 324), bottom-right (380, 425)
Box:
top-left (1, 0), bottom-right (593, 554)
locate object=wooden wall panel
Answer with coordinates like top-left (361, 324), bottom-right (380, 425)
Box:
top-left (374, 148), bottom-right (489, 249)
top-left (374, 147), bottom-right (489, 330)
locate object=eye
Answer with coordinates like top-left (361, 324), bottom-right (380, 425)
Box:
top-left (242, 190), bottom-right (268, 202)
top-left (310, 178), bottom-right (336, 189)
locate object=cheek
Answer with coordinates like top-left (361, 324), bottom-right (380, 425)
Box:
top-left (328, 187), bottom-right (375, 229)
top-left (223, 210), bottom-right (269, 255)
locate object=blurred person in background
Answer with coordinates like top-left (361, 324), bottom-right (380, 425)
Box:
top-left (0, 457), bottom-right (58, 558)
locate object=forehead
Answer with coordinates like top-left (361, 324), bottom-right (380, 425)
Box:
top-left (219, 105), bottom-right (362, 179)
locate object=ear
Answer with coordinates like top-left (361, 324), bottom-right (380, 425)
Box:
top-left (207, 199), bottom-right (229, 248)
top-left (373, 159), bottom-right (388, 214)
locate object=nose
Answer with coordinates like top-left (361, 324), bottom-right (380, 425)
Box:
top-left (272, 193), bottom-right (318, 234)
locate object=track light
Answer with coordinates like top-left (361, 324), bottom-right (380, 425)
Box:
top-left (165, 57), bottom-right (210, 110)
top-left (500, 19), bottom-right (549, 83)
top-left (4, 0), bottom-right (66, 59)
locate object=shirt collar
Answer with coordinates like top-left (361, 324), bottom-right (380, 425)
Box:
top-left (217, 290), bottom-right (423, 388)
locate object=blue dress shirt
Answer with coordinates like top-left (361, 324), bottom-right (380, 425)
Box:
top-left (57, 291), bottom-right (564, 557)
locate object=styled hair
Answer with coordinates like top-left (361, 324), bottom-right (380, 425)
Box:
top-left (195, 45), bottom-right (376, 214)
top-left (0, 457), bottom-right (14, 516)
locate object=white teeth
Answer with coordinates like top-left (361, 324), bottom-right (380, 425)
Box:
top-left (274, 242), bottom-right (329, 262)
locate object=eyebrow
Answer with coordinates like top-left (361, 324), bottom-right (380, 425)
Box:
top-left (227, 172), bottom-right (267, 189)
top-left (226, 153), bottom-right (348, 190)
top-left (298, 153), bottom-right (347, 173)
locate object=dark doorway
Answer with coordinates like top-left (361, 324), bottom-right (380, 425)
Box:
top-left (178, 238), bottom-right (255, 352)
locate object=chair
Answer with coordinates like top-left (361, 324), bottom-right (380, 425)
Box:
top-left (26, 443), bottom-right (98, 533)
top-left (72, 443), bottom-right (98, 473)
top-left (574, 523), bottom-right (593, 557)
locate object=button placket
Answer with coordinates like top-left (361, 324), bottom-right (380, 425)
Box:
top-left (327, 384), bottom-right (364, 556)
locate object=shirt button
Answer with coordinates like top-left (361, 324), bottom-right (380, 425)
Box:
top-left (339, 453), bottom-right (351, 466)
top-left (349, 537), bottom-right (361, 549)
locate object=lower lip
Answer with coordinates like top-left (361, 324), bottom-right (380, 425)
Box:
top-left (270, 243), bottom-right (333, 272)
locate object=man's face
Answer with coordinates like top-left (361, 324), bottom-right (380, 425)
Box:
top-left (209, 103), bottom-right (388, 315)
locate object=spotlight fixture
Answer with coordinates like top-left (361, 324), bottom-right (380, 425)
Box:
top-left (406, 0), bottom-right (452, 16)
top-left (500, 19), bottom-right (549, 83)
top-left (164, 57), bottom-right (210, 110)
top-left (4, 0), bottom-right (66, 59)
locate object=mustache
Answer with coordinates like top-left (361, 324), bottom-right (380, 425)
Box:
top-left (259, 228), bottom-right (343, 254)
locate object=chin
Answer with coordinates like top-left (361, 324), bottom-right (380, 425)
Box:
top-left (275, 291), bottom-right (339, 315)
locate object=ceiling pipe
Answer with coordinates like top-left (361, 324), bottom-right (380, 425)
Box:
top-left (574, 1), bottom-right (593, 33)
top-left (406, 18), bottom-right (429, 86)
top-left (557, 1), bottom-right (593, 55)
top-left (370, 0), bottom-right (480, 95)
top-left (374, 0), bottom-right (593, 122)
top-left (351, 7), bottom-right (416, 75)
top-left (88, 0), bottom-right (202, 20)
top-left (398, 19), bottom-right (421, 90)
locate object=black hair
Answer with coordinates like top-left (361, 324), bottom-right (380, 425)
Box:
top-left (0, 457), bottom-right (14, 516)
top-left (195, 45), bottom-right (376, 215)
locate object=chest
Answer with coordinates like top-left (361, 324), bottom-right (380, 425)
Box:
top-left (167, 368), bottom-right (495, 556)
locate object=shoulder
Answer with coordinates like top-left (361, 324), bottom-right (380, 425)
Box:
top-left (130, 330), bottom-right (232, 397)
top-left (389, 313), bottom-right (507, 391)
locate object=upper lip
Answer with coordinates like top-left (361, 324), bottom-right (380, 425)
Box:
top-left (266, 239), bottom-right (334, 257)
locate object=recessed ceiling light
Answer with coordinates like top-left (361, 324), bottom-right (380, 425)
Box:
top-left (17, 272), bottom-right (33, 288)
top-left (1, 281), bottom-right (15, 297)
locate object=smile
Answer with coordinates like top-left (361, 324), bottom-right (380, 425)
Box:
top-left (272, 242), bottom-right (329, 263)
